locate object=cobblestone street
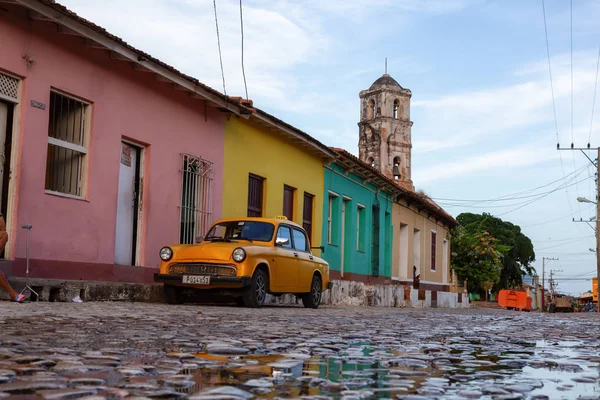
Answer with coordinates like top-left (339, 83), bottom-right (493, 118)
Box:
top-left (0, 303), bottom-right (599, 399)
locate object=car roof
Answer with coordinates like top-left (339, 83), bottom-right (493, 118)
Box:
top-left (214, 217), bottom-right (303, 229)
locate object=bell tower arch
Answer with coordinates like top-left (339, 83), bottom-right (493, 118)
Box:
top-left (358, 73), bottom-right (413, 190)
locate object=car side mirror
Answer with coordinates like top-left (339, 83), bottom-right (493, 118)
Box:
top-left (195, 236), bottom-right (204, 243)
top-left (275, 237), bottom-right (289, 246)
top-left (311, 245), bottom-right (325, 254)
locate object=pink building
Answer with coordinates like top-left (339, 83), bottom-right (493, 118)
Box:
top-left (0, 0), bottom-right (248, 283)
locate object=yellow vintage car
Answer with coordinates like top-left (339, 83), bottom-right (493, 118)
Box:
top-left (153, 216), bottom-right (332, 308)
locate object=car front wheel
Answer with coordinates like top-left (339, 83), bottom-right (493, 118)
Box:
top-left (302, 275), bottom-right (322, 309)
top-left (243, 269), bottom-right (268, 308)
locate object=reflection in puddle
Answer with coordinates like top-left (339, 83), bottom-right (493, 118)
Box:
top-left (175, 339), bottom-right (600, 399)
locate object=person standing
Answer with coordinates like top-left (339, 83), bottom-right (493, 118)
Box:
top-left (0, 212), bottom-right (26, 302)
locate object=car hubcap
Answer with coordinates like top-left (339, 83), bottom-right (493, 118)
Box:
top-left (312, 280), bottom-right (321, 304)
top-left (255, 276), bottom-right (266, 304)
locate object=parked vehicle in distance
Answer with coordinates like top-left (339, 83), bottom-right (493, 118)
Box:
top-left (154, 216), bottom-right (332, 308)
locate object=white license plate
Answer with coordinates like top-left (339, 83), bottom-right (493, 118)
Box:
top-left (182, 275), bottom-right (210, 285)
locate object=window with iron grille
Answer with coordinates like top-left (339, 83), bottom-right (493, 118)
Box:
top-left (179, 154), bottom-right (213, 244)
top-left (0, 73), bottom-right (19, 103)
top-left (45, 90), bottom-right (89, 197)
top-left (247, 174), bottom-right (264, 217)
top-left (302, 192), bottom-right (314, 243)
top-left (431, 230), bottom-right (437, 271)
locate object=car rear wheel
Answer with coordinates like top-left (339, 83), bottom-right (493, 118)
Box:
top-left (164, 285), bottom-right (183, 305)
top-left (302, 275), bottom-right (322, 309)
top-left (243, 269), bottom-right (268, 308)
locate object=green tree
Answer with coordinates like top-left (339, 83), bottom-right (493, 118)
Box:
top-left (451, 226), bottom-right (508, 293)
top-left (454, 213), bottom-right (536, 291)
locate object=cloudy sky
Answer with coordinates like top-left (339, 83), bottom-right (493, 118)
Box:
top-left (60, 0), bottom-right (600, 295)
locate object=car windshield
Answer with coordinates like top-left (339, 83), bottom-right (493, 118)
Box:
top-left (204, 221), bottom-right (275, 242)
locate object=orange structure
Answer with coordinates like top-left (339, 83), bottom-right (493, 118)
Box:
top-left (498, 289), bottom-right (532, 311)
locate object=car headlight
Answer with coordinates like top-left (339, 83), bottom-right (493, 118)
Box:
top-left (232, 248), bottom-right (246, 263)
top-left (160, 247), bottom-right (173, 261)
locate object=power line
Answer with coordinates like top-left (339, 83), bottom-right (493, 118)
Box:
top-left (493, 175), bottom-right (589, 217)
top-left (542, 0), bottom-right (580, 227)
top-left (542, 0), bottom-right (560, 144)
top-left (213, 0), bottom-right (226, 95)
top-left (589, 44), bottom-right (600, 145)
top-left (522, 203), bottom-right (594, 227)
top-left (438, 176), bottom-right (592, 210)
top-left (239, 0), bottom-right (249, 100)
top-left (432, 164), bottom-right (588, 204)
top-left (536, 237), bottom-right (594, 251)
top-left (533, 235), bottom-right (594, 243)
top-left (571, 0), bottom-right (574, 147)
top-left (570, 0), bottom-right (582, 217)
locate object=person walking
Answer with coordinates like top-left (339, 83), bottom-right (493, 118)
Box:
top-left (0, 212), bottom-right (26, 302)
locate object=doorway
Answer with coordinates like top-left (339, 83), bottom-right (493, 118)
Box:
top-left (114, 141), bottom-right (142, 265)
top-left (0, 101), bottom-right (14, 259)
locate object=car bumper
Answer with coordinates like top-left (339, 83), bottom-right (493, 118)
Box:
top-left (154, 273), bottom-right (252, 288)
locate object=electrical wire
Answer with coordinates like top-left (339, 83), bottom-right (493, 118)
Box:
top-left (522, 203), bottom-right (594, 227)
top-left (589, 45), bottom-right (600, 145)
top-left (542, 0), bottom-right (560, 144)
top-left (438, 176), bottom-right (592, 210)
top-left (570, 0), bottom-right (583, 217)
top-left (542, 0), bottom-right (577, 229)
top-left (240, 0), bottom-right (249, 100)
top-left (213, 0), bottom-right (226, 96)
top-left (432, 164), bottom-right (588, 204)
top-left (533, 235), bottom-right (594, 243)
top-left (493, 174), bottom-right (590, 217)
top-left (436, 170), bottom-right (590, 212)
top-left (536, 237), bottom-right (594, 251)
top-left (571, 0), bottom-right (574, 147)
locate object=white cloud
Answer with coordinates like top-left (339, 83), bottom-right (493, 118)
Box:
top-left (58, 0), bottom-right (323, 105)
top-left (414, 144), bottom-right (559, 185)
top-left (412, 49), bottom-right (600, 153)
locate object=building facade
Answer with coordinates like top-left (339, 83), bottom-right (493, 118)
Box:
top-left (223, 110), bottom-right (333, 250)
top-left (0, 0), bottom-right (249, 282)
top-left (322, 152), bottom-right (394, 281)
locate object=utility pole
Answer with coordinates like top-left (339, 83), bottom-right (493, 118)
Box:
top-left (542, 256), bottom-right (558, 310)
top-left (549, 269), bottom-right (563, 298)
top-left (558, 145), bottom-right (599, 312)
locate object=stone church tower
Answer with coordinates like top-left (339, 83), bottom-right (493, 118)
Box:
top-left (358, 73), bottom-right (414, 191)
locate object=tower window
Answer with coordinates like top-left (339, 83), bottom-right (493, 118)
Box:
top-left (393, 157), bottom-right (401, 180)
top-left (367, 99), bottom-right (375, 119)
top-left (367, 157), bottom-right (375, 168)
top-left (393, 100), bottom-right (399, 119)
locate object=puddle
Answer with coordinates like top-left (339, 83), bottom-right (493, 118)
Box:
top-left (2, 307), bottom-right (600, 399)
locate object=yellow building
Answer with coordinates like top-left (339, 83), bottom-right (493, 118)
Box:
top-left (222, 105), bottom-right (334, 250)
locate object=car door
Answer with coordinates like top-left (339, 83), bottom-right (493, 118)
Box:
top-left (271, 225), bottom-right (298, 292)
top-left (291, 227), bottom-right (315, 292)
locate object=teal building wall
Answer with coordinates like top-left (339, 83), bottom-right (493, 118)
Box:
top-left (321, 162), bottom-right (393, 277)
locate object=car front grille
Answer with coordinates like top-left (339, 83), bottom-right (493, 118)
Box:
top-left (168, 263), bottom-right (237, 276)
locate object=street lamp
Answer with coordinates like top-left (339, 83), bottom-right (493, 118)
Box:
top-left (577, 196), bottom-right (600, 312)
top-left (577, 197), bottom-right (597, 204)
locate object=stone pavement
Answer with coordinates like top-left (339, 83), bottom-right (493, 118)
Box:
top-left (0, 302), bottom-right (599, 399)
